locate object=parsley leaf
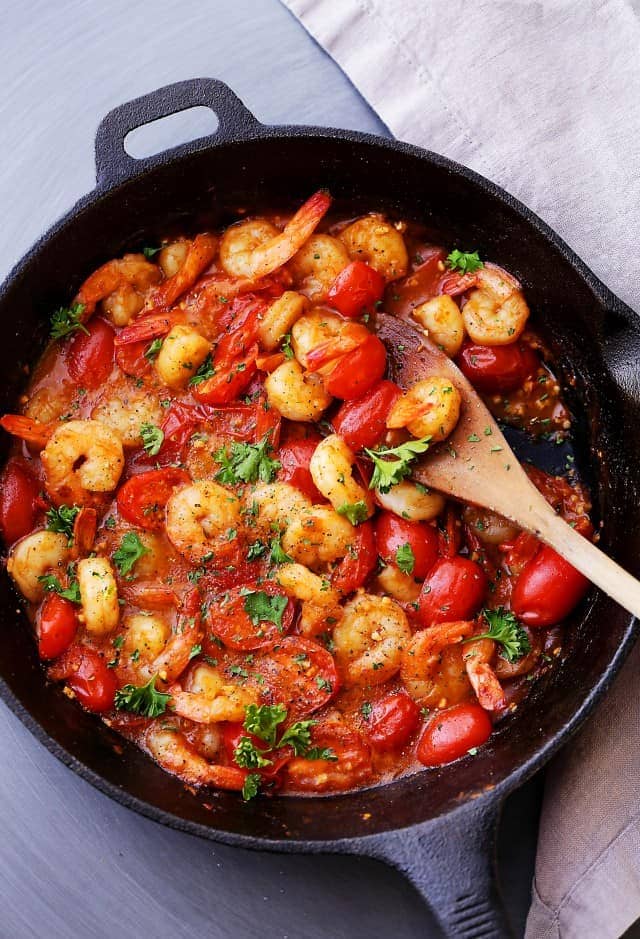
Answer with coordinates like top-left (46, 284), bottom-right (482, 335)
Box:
top-left (188, 643), bottom-right (202, 661)
top-left (234, 736), bottom-right (273, 769)
top-left (446, 249), bottom-right (484, 275)
top-left (188, 353), bottom-right (215, 386)
top-left (247, 539), bottom-right (268, 561)
top-left (395, 543), bottom-right (415, 574)
top-left (281, 333), bottom-right (294, 359)
top-left (45, 504), bottom-right (80, 542)
top-left (337, 501), bottom-right (369, 526)
top-left (50, 302), bottom-right (89, 340)
top-left (144, 337), bottom-right (163, 361)
top-left (38, 573), bottom-right (81, 604)
top-left (305, 746), bottom-right (338, 761)
top-left (242, 772), bottom-right (261, 801)
top-left (270, 536), bottom-right (293, 565)
top-left (215, 434), bottom-right (280, 485)
top-left (140, 423), bottom-right (164, 456)
top-left (243, 590), bottom-right (288, 631)
top-left (278, 720), bottom-right (315, 756)
top-left (243, 703), bottom-right (287, 746)
top-left (114, 674), bottom-right (170, 717)
top-left (364, 437), bottom-right (431, 493)
top-left (143, 245), bottom-right (162, 259)
top-left (113, 532), bottom-right (149, 576)
top-left (464, 607), bottom-right (531, 663)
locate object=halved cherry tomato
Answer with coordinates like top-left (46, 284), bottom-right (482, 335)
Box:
top-left (511, 544), bottom-right (589, 627)
top-left (332, 380), bottom-right (401, 451)
top-left (375, 512), bottom-right (439, 580)
top-left (327, 261), bottom-right (385, 318)
top-left (67, 318), bottom-right (115, 388)
top-left (331, 521), bottom-right (377, 593)
top-left (418, 556), bottom-right (486, 626)
top-left (50, 644), bottom-right (117, 713)
top-left (284, 723), bottom-right (372, 792)
top-left (206, 582), bottom-right (294, 651)
top-left (192, 346), bottom-right (258, 405)
top-left (323, 334), bottom-right (387, 400)
top-left (367, 692), bottom-right (420, 751)
top-left (37, 594), bottom-right (77, 660)
top-left (0, 459), bottom-right (42, 544)
top-left (115, 338), bottom-right (153, 379)
top-left (456, 341), bottom-right (538, 394)
top-left (276, 436), bottom-right (323, 501)
top-left (117, 467), bottom-right (190, 530)
top-left (257, 637), bottom-right (339, 719)
top-left (417, 702), bottom-right (492, 767)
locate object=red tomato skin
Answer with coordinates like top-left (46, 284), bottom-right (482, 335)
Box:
top-left (327, 261), bottom-right (386, 318)
top-left (53, 645), bottom-right (117, 713)
top-left (67, 318), bottom-right (115, 388)
top-left (0, 460), bottom-right (41, 544)
top-left (221, 723), bottom-right (291, 780)
top-left (417, 703), bottom-right (492, 767)
top-left (418, 557), bottom-right (487, 626)
top-left (192, 347), bottom-right (258, 405)
top-left (37, 594), bottom-right (78, 660)
top-left (374, 512), bottom-right (439, 580)
top-left (511, 545), bottom-right (589, 627)
top-left (367, 692), bottom-right (421, 751)
top-left (205, 582), bottom-right (295, 651)
top-left (332, 380), bottom-right (401, 451)
top-left (331, 521), bottom-right (377, 593)
top-left (277, 437), bottom-right (323, 501)
top-left (456, 341), bottom-right (538, 394)
top-left (324, 335), bottom-right (387, 400)
top-left (117, 467), bottom-right (190, 530)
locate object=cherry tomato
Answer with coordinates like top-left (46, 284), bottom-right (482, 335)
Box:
top-left (332, 380), bottom-right (401, 451)
top-left (117, 467), bottom-right (190, 530)
top-left (367, 692), bottom-right (421, 751)
top-left (456, 341), bottom-right (538, 394)
top-left (192, 346), bottom-right (258, 405)
top-left (327, 261), bottom-right (385, 318)
top-left (417, 702), bottom-right (492, 767)
top-left (418, 556), bottom-right (486, 626)
top-left (285, 723), bottom-right (372, 792)
top-left (206, 582), bottom-right (294, 651)
top-left (67, 317), bottom-right (115, 388)
top-left (331, 521), bottom-right (377, 593)
top-left (257, 637), bottom-right (339, 719)
top-left (115, 338), bottom-right (152, 379)
top-left (375, 512), bottom-right (439, 580)
top-left (511, 544), bottom-right (589, 627)
top-left (277, 436), bottom-right (323, 501)
top-left (0, 459), bottom-right (42, 544)
top-left (51, 645), bottom-right (117, 713)
top-left (37, 594), bottom-right (78, 660)
top-left (324, 334), bottom-right (387, 400)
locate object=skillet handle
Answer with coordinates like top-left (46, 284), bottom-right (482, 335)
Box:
top-left (94, 78), bottom-right (262, 188)
top-left (369, 798), bottom-right (513, 938)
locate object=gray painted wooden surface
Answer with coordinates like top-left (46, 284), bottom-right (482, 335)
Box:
top-left (0, 1), bottom-right (540, 935)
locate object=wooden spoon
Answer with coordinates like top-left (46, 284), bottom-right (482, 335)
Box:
top-left (375, 313), bottom-right (640, 619)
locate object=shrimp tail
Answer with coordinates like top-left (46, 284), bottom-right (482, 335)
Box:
top-left (0, 414), bottom-right (56, 447)
top-left (249, 190), bottom-right (332, 279)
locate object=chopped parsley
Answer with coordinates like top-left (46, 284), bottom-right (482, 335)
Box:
top-left (143, 245), bottom-right (162, 259)
top-left (188, 643), bottom-right (202, 660)
top-left (337, 501), bottom-right (369, 526)
top-left (242, 773), bottom-right (261, 801)
top-left (270, 537), bottom-right (293, 565)
top-left (243, 703), bottom-right (287, 746)
top-left (114, 674), bottom-right (170, 718)
top-left (140, 423), bottom-right (164, 456)
top-left (446, 249), bottom-right (484, 275)
top-left (395, 542), bottom-right (415, 575)
top-left (38, 572), bottom-right (81, 604)
top-left (45, 504), bottom-right (80, 542)
top-left (281, 333), bottom-right (294, 359)
top-left (361, 701), bottom-right (373, 719)
top-left (215, 433), bottom-right (280, 485)
top-left (188, 353), bottom-right (215, 386)
top-left (364, 436), bottom-right (431, 493)
top-left (247, 539), bottom-right (268, 561)
top-left (50, 302), bottom-right (88, 340)
top-left (243, 590), bottom-right (288, 631)
top-left (464, 607), bottom-right (531, 663)
top-left (144, 337), bottom-right (163, 361)
top-left (113, 532), bottom-right (149, 576)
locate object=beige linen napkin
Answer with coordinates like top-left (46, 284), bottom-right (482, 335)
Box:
top-left (282, 1), bottom-right (640, 935)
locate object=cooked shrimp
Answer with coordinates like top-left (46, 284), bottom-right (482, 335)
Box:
top-left (376, 564), bottom-right (421, 602)
top-left (276, 562), bottom-right (343, 636)
top-left (147, 233), bottom-right (218, 311)
top-left (462, 637), bottom-right (506, 711)
top-left (75, 254), bottom-right (161, 318)
top-left (290, 310), bottom-right (343, 368)
top-left (282, 505), bottom-right (356, 570)
top-left (139, 600), bottom-right (204, 685)
top-left (157, 239), bottom-right (190, 278)
top-left (122, 612), bottom-right (171, 662)
top-left (375, 481), bottom-right (445, 522)
top-left (41, 419), bottom-right (124, 506)
top-left (155, 324), bottom-right (212, 389)
top-left (220, 192), bottom-right (331, 280)
top-left (462, 505), bottom-right (519, 546)
top-left (257, 291), bottom-right (308, 351)
top-left (69, 507), bottom-right (97, 561)
top-left (264, 359), bottom-right (331, 422)
top-left (170, 663), bottom-right (257, 723)
top-left (333, 593), bottom-right (411, 686)
top-left (77, 557), bottom-right (119, 636)
top-left (0, 414), bottom-right (56, 448)
top-left (400, 621), bottom-right (474, 707)
top-left (165, 480), bottom-right (241, 564)
top-left (288, 234), bottom-right (350, 302)
top-left (462, 264), bottom-right (530, 345)
top-left (144, 726), bottom-right (247, 791)
top-left (91, 385), bottom-right (164, 448)
top-left (309, 434), bottom-right (374, 518)
top-left (412, 295), bottom-right (465, 357)
top-left (339, 214), bottom-right (409, 281)
top-left (7, 530), bottom-right (69, 602)
top-left (249, 482), bottom-right (312, 536)
top-left (387, 377), bottom-right (461, 443)
top-left (24, 384), bottom-right (75, 425)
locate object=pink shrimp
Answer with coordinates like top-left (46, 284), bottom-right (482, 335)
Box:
top-left (75, 254), bottom-right (161, 317)
top-left (0, 414), bottom-right (57, 448)
top-left (146, 233), bottom-right (218, 311)
top-left (462, 637), bottom-right (507, 711)
top-left (143, 726), bottom-right (247, 790)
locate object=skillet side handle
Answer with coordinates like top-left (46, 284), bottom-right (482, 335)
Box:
top-left (94, 78), bottom-right (262, 188)
top-left (370, 798), bottom-right (513, 939)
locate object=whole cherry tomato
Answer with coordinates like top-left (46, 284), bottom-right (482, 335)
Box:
top-left (418, 556), bottom-right (486, 626)
top-left (456, 341), bottom-right (538, 394)
top-left (327, 261), bottom-right (385, 318)
top-left (205, 582), bottom-right (295, 651)
top-left (324, 334), bottom-right (387, 400)
top-left (51, 645), bottom-right (117, 713)
top-left (367, 692), bottom-right (421, 751)
top-left (67, 317), bottom-right (115, 388)
top-left (0, 459), bottom-right (42, 544)
top-left (277, 436), bottom-right (323, 501)
top-left (116, 467), bottom-right (190, 530)
top-left (332, 380), bottom-right (401, 451)
top-left (331, 521), bottom-right (377, 593)
top-left (375, 511), bottom-right (439, 580)
top-left (37, 594), bottom-right (78, 660)
top-left (511, 544), bottom-right (589, 627)
top-left (417, 702), bottom-right (492, 767)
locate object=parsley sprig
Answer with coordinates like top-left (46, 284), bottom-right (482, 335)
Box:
top-left (45, 504), bottom-right (80, 543)
top-left (395, 543), bottom-right (415, 574)
top-left (38, 572), bottom-right (81, 604)
top-left (140, 422), bottom-right (164, 456)
top-left (364, 436), bottom-right (431, 493)
top-left (189, 353), bottom-right (215, 386)
top-left (215, 433), bottom-right (280, 485)
top-left (50, 302), bottom-right (88, 340)
top-left (115, 674), bottom-right (171, 718)
top-left (464, 607), bottom-right (531, 663)
top-left (446, 249), bottom-right (484, 275)
top-left (242, 590), bottom-right (288, 631)
top-left (337, 501), bottom-right (369, 526)
top-left (113, 532), bottom-right (149, 576)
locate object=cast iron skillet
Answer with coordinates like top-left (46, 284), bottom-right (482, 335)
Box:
top-left (1, 79), bottom-right (639, 938)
